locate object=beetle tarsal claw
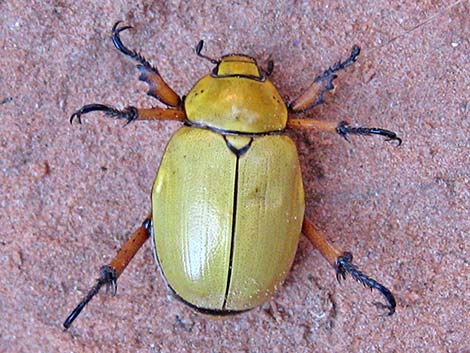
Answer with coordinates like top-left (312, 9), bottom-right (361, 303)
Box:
top-left (334, 251), bottom-right (352, 282)
top-left (335, 252), bottom-right (396, 315)
top-left (63, 282), bottom-right (102, 330)
top-left (113, 21), bottom-right (133, 34)
top-left (99, 265), bottom-right (118, 296)
top-left (69, 104), bottom-right (138, 125)
top-left (63, 265), bottom-right (118, 330)
top-left (69, 104), bottom-right (113, 124)
top-left (111, 21), bottom-right (155, 72)
top-left (70, 112), bottom-right (82, 125)
top-left (336, 121), bottom-right (402, 146)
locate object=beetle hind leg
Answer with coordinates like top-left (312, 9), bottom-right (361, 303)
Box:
top-left (63, 214), bottom-right (152, 329)
top-left (62, 265), bottom-right (117, 330)
top-left (302, 218), bottom-right (396, 315)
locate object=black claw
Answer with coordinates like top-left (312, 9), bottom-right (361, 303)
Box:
top-left (289, 46), bottom-right (361, 113)
top-left (113, 21), bottom-right (133, 33)
top-left (336, 121), bottom-right (402, 146)
top-left (100, 265), bottom-right (118, 296)
top-left (63, 265), bottom-right (118, 330)
top-left (69, 104), bottom-right (138, 125)
top-left (70, 104), bottom-right (113, 124)
top-left (336, 121), bottom-right (349, 140)
top-left (335, 252), bottom-right (396, 315)
top-left (70, 113), bottom-right (81, 125)
top-left (386, 136), bottom-right (402, 146)
top-left (347, 45), bottom-right (361, 65)
top-left (111, 21), bottom-right (154, 71)
top-left (112, 21), bottom-right (134, 57)
top-left (315, 45), bottom-right (361, 83)
top-left (335, 251), bottom-right (352, 282)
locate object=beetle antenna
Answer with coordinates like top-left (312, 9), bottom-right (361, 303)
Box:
top-left (195, 40), bottom-right (219, 64)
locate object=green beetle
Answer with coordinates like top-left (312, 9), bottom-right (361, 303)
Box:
top-left (64, 22), bottom-right (400, 328)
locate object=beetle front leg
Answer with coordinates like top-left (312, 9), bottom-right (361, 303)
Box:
top-left (288, 46), bottom-right (360, 113)
top-left (70, 104), bottom-right (186, 125)
top-left (63, 214), bottom-right (152, 330)
top-left (302, 218), bottom-right (396, 315)
top-left (112, 21), bottom-right (181, 108)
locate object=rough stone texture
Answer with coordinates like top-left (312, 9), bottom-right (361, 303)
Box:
top-left (1, 1), bottom-right (468, 352)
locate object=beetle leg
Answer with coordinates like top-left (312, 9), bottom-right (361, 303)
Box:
top-left (335, 252), bottom-right (396, 315)
top-left (302, 218), bottom-right (396, 315)
top-left (63, 214), bottom-right (152, 330)
top-left (70, 104), bottom-right (186, 125)
top-left (287, 118), bottom-right (338, 132)
top-left (287, 118), bottom-right (402, 146)
top-left (112, 21), bottom-right (181, 108)
top-left (302, 218), bottom-right (341, 266)
top-left (288, 46), bottom-right (360, 113)
top-left (336, 121), bottom-right (402, 146)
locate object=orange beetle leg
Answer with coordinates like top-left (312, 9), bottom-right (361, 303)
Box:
top-left (288, 46), bottom-right (360, 113)
top-left (63, 213), bottom-right (152, 330)
top-left (287, 118), bottom-right (402, 145)
top-left (112, 21), bottom-right (181, 107)
top-left (302, 218), bottom-right (396, 315)
top-left (69, 105), bottom-right (186, 125)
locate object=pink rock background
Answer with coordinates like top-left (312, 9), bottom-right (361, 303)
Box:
top-left (1, 1), bottom-right (468, 352)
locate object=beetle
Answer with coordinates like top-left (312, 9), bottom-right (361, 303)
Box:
top-left (64, 21), bottom-right (401, 329)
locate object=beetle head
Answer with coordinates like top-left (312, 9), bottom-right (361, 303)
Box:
top-left (186, 41), bottom-right (287, 133)
top-left (195, 41), bottom-right (264, 80)
top-left (213, 55), bottom-right (262, 80)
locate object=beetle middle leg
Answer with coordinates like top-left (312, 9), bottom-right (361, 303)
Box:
top-left (302, 218), bottom-right (396, 315)
top-left (63, 213), bottom-right (152, 330)
top-left (69, 104), bottom-right (186, 125)
top-left (287, 118), bottom-right (402, 145)
top-left (288, 45), bottom-right (360, 113)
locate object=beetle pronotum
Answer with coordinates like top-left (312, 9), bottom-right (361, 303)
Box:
top-left (64, 21), bottom-right (400, 329)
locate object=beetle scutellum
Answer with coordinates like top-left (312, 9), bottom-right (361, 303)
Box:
top-left (64, 21), bottom-right (401, 329)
